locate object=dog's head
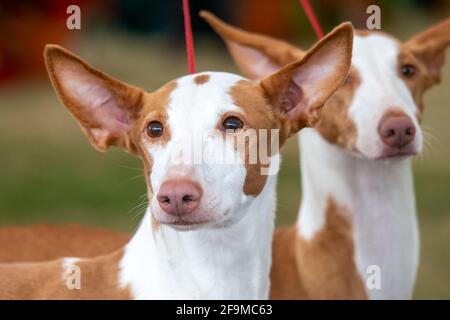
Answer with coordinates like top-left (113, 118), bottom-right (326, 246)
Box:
top-left (202, 11), bottom-right (450, 160)
top-left (44, 24), bottom-right (352, 230)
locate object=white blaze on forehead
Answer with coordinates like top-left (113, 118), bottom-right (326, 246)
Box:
top-left (168, 72), bottom-right (246, 136)
top-left (348, 34), bottom-right (421, 158)
top-left (146, 71), bottom-right (246, 163)
top-left (146, 72), bottom-right (251, 221)
top-left (149, 72), bottom-right (250, 180)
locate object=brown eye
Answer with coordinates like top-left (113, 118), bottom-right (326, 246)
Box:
top-left (146, 121), bottom-right (163, 138)
top-left (222, 116), bottom-right (243, 132)
top-left (401, 64), bottom-right (416, 77)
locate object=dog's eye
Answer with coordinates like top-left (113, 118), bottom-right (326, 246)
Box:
top-left (222, 116), bottom-right (243, 132)
top-left (147, 121), bottom-right (163, 138)
top-left (401, 64), bottom-right (416, 78)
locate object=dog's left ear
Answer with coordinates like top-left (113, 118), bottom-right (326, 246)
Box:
top-left (44, 45), bottom-right (143, 153)
top-left (404, 19), bottom-right (450, 86)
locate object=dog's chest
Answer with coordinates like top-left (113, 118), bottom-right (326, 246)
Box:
top-left (351, 163), bottom-right (419, 299)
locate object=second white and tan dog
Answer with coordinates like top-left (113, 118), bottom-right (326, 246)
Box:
top-left (201, 11), bottom-right (450, 299)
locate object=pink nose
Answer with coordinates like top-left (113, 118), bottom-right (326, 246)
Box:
top-left (378, 115), bottom-right (416, 149)
top-left (157, 179), bottom-right (202, 217)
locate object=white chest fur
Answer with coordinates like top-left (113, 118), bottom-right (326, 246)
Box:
top-left (119, 175), bottom-right (277, 300)
top-left (297, 129), bottom-right (419, 299)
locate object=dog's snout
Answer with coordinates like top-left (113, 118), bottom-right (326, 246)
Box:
top-left (157, 179), bottom-right (203, 217)
top-left (378, 113), bottom-right (416, 149)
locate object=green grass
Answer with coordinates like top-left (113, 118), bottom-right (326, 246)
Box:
top-left (0, 31), bottom-right (449, 299)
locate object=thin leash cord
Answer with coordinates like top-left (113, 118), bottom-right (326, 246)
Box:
top-left (298, 0), bottom-right (324, 39)
top-left (181, 0), bottom-right (322, 73)
top-left (182, 0), bottom-right (196, 74)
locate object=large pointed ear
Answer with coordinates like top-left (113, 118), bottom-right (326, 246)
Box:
top-left (404, 18), bottom-right (450, 86)
top-left (259, 22), bottom-right (353, 134)
top-left (44, 45), bottom-right (143, 153)
top-left (200, 10), bottom-right (304, 80)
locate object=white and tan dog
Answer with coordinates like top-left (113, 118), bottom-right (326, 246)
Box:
top-left (201, 12), bottom-right (450, 299)
top-left (0, 23), bottom-right (353, 299)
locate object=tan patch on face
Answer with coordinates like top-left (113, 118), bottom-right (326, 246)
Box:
top-left (131, 81), bottom-right (177, 149)
top-left (229, 80), bottom-right (288, 196)
top-left (270, 226), bottom-right (306, 299)
top-left (314, 67), bottom-right (360, 150)
top-left (398, 19), bottom-right (450, 118)
top-left (401, 19), bottom-right (450, 117)
top-left (0, 225), bottom-right (128, 263)
top-left (130, 81), bottom-right (177, 232)
top-left (194, 74), bottom-right (210, 85)
top-left (270, 197), bottom-right (367, 299)
top-left (398, 45), bottom-right (434, 117)
top-left (0, 249), bottom-right (131, 299)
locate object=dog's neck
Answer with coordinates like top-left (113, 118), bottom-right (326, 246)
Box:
top-left (297, 128), bottom-right (419, 299)
top-left (119, 174), bottom-right (277, 299)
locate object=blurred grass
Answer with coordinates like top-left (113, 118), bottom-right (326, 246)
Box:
top-left (0, 27), bottom-right (449, 299)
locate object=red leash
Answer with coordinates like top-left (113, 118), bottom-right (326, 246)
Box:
top-left (181, 0), bottom-right (321, 73)
top-left (298, 0), bottom-right (324, 39)
top-left (182, 0), bottom-right (196, 74)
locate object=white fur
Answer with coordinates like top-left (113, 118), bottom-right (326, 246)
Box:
top-left (297, 34), bottom-right (421, 299)
top-left (119, 72), bottom-right (279, 299)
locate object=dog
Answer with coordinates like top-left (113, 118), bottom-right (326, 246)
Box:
top-left (0, 23), bottom-right (353, 299)
top-left (201, 11), bottom-right (450, 299)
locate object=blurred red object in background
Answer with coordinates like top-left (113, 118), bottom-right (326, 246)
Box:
top-left (235, 0), bottom-right (292, 38)
top-left (0, 0), bottom-right (97, 85)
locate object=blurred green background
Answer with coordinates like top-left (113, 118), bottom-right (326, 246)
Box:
top-left (0, 0), bottom-right (449, 299)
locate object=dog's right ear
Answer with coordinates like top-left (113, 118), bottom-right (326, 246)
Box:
top-left (259, 22), bottom-right (353, 134)
top-left (44, 45), bottom-right (143, 153)
top-left (404, 18), bottom-right (450, 87)
top-left (201, 10), bottom-right (304, 80)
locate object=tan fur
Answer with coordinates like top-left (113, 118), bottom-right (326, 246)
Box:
top-left (0, 225), bottom-right (128, 263)
top-left (229, 80), bottom-right (285, 196)
top-left (44, 45), bottom-right (144, 154)
top-left (401, 19), bottom-right (450, 115)
top-left (194, 74), bottom-right (210, 85)
top-left (270, 197), bottom-right (367, 300)
top-left (259, 23), bottom-right (353, 134)
top-left (131, 81), bottom-right (178, 232)
top-left (315, 67), bottom-right (360, 149)
top-left (0, 249), bottom-right (130, 299)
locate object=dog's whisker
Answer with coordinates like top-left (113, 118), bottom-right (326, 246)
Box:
top-left (116, 164), bottom-right (144, 172)
top-left (123, 174), bottom-right (145, 183)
